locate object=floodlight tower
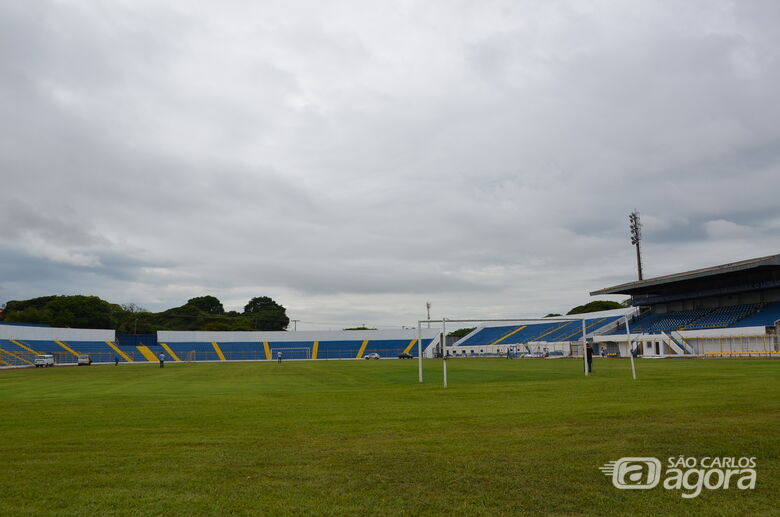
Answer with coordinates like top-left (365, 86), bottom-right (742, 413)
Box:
top-left (629, 211), bottom-right (643, 281)
top-left (426, 302), bottom-right (431, 328)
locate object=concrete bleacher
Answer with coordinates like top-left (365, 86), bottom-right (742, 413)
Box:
top-left (362, 339), bottom-right (423, 358)
top-left (316, 340), bottom-right (366, 359)
top-left (163, 342), bottom-right (220, 361)
top-left (647, 309), bottom-right (711, 332)
top-left (0, 339), bottom-right (38, 366)
top-left (454, 313), bottom-right (628, 350)
top-left (0, 325), bottom-right (119, 365)
top-left (1, 325), bottom-right (439, 366)
top-left (618, 303), bottom-right (778, 334)
top-left (157, 329), bottom-right (439, 362)
top-left (732, 302), bottom-right (780, 327)
top-left (683, 304), bottom-right (763, 329)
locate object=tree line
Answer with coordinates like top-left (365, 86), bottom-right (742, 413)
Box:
top-left (0, 295), bottom-right (289, 333)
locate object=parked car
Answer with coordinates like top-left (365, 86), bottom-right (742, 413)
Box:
top-left (363, 353), bottom-right (380, 360)
top-left (34, 355), bottom-right (55, 368)
top-left (77, 354), bottom-right (93, 366)
top-left (398, 352), bottom-right (413, 359)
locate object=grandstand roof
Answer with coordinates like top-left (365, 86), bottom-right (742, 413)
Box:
top-left (591, 253), bottom-right (780, 296)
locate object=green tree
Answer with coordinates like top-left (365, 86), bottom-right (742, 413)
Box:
top-left (3, 295), bottom-right (120, 329)
top-left (567, 301), bottom-right (623, 315)
top-left (243, 296), bottom-right (289, 331)
top-left (186, 296), bottom-right (225, 314)
top-left (544, 313), bottom-right (562, 318)
top-left (448, 327), bottom-right (475, 338)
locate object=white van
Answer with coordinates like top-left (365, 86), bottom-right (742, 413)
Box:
top-left (34, 355), bottom-right (55, 368)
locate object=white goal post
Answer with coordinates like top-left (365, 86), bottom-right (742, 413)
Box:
top-left (417, 315), bottom-right (637, 387)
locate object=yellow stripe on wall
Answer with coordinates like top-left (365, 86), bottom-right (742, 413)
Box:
top-left (403, 339), bottom-right (418, 354)
top-left (560, 318), bottom-right (606, 341)
top-left (10, 339), bottom-right (40, 355)
top-left (159, 343), bottom-right (181, 362)
top-left (531, 322), bottom-right (573, 342)
top-left (211, 342), bottom-right (226, 361)
top-left (0, 347), bottom-right (33, 365)
top-left (106, 341), bottom-right (133, 362)
top-left (490, 325), bottom-right (527, 346)
top-left (136, 345), bottom-right (158, 362)
top-left (356, 339), bottom-right (369, 359)
top-left (55, 340), bottom-right (80, 357)
top-left (312, 340), bottom-right (319, 360)
top-left (263, 341), bottom-right (271, 360)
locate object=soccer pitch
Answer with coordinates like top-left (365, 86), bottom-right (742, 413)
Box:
top-left (1, 359), bottom-right (778, 516)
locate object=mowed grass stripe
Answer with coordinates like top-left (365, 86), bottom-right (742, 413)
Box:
top-left (0, 359), bottom-right (778, 516)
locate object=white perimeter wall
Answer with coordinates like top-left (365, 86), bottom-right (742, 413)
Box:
top-left (158, 328), bottom-right (441, 343)
top-left (0, 324), bottom-right (115, 342)
top-left (595, 326), bottom-right (777, 355)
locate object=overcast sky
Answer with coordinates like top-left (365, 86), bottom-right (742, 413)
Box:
top-left (2, 1), bottom-right (780, 329)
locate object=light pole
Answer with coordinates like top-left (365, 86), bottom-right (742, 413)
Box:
top-left (426, 302), bottom-right (431, 328)
top-left (629, 211), bottom-right (644, 281)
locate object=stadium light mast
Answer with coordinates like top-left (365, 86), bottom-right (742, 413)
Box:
top-left (629, 211), bottom-right (644, 281)
top-left (426, 302), bottom-right (431, 328)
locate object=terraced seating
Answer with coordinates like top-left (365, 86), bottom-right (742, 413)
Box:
top-left (732, 302), bottom-right (780, 327)
top-left (456, 326), bottom-right (525, 347)
top-left (362, 339), bottom-right (423, 358)
top-left (615, 303), bottom-right (780, 334)
top-left (644, 309), bottom-right (711, 332)
top-left (163, 342), bottom-right (221, 361)
top-left (0, 339), bottom-right (38, 365)
top-left (683, 303), bottom-right (763, 329)
top-left (316, 340), bottom-right (367, 359)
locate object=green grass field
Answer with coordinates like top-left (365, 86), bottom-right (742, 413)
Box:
top-left (1, 358), bottom-right (778, 516)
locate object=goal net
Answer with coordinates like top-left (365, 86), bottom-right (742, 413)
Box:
top-left (271, 347), bottom-right (311, 360)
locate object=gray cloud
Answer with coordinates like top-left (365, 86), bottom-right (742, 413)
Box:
top-left (2, 1), bottom-right (780, 327)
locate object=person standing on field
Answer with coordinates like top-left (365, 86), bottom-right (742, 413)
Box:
top-left (277, 351), bottom-right (283, 363)
top-left (159, 352), bottom-right (165, 368)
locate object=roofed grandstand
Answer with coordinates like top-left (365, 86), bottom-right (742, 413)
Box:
top-left (590, 254), bottom-right (780, 357)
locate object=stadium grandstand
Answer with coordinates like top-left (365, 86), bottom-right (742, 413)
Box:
top-left (0, 323), bottom-right (439, 367)
top-left (590, 254), bottom-right (780, 357)
top-left (443, 308), bottom-right (633, 358)
top-left (439, 254), bottom-right (780, 359)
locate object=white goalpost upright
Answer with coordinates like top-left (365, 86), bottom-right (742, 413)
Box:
top-left (417, 315), bottom-right (637, 387)
top-left (624, 314), bottom-right (637, 380)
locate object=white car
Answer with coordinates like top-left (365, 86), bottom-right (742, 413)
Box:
top-left (77, 354), bottom-right (93, 366)
top-left (363, 353), bottom-right (380, 360)
top-left (34, 355), bottom-right (55, 368)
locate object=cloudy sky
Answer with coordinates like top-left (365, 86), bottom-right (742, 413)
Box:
top-left (2, 1), bottom-right (780, 329)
